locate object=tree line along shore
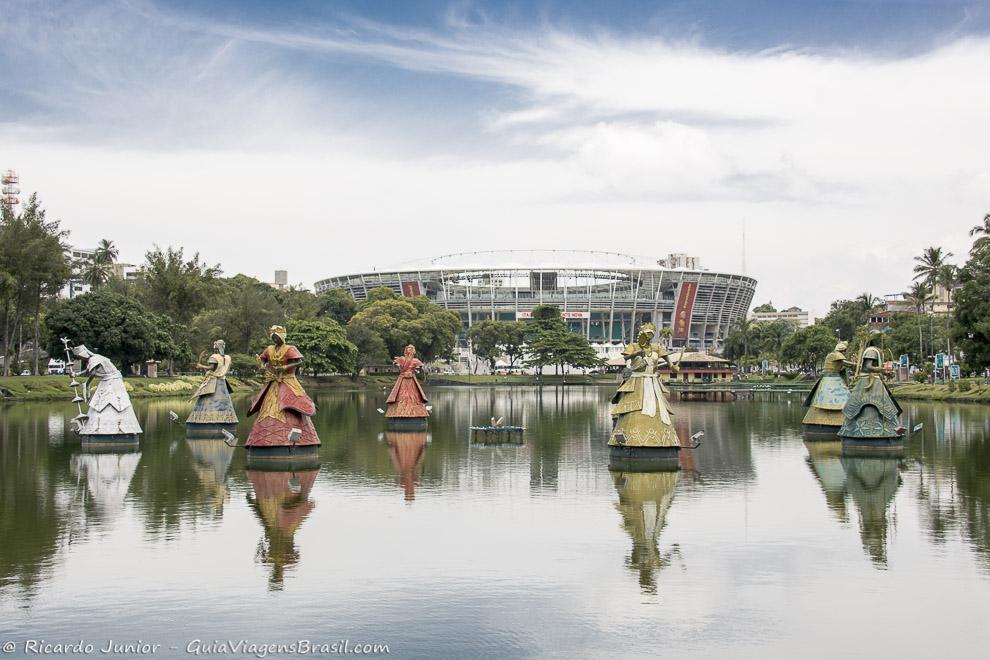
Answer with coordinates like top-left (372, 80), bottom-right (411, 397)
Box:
top-left (3, 192), bottom-right (990, 389)
top-left (4, 373), bottom-right (990, 404)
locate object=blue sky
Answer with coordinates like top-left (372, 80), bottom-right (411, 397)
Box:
top-left (3, 0), bottom-right (990, 316)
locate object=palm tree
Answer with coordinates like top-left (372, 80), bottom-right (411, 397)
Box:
top-left (94, 238), bottom-right (118, 266)
top-left (80, 238), bottom-right (118, 290)
top-left (729, 317), bottom-right (754, 372)
top-left (855, 292), bottom-right (881, 318)
top-left (905, 282), bottom-right (933, 359)
top-left (937, 263), bottom-right (959, 355)
top-left (969, 213), bottom-right (990, 256)
top-left (913, 246), bottom-right (953, 357)
top-left (913, 246), bottom-right (952, 289)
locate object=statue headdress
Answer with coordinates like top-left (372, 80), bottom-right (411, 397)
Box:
top-left (637, 323), bottom-right (656, 344)
top-left (71, 345), bottom-right (93, 358)
top-left (269, 325), bottom-right (287, 342)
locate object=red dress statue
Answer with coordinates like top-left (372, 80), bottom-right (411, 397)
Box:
top-left (385, 345), bottom-right (429, 421)
top-left (245, 325), bottom-right (320, 449)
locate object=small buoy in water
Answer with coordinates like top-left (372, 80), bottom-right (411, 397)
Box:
top-left (913, 423), bottom-right (924, 433)
top-left (221, 429), bottom-right (237, 447)
top-left (168, 410), bottom-right (179, 422)
top-left (377, 408), bottom-right (386, 415)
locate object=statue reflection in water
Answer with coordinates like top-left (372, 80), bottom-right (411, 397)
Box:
top-left (246, 468), bottom-right (318, 590)
top-left (610, 469), bottom-right (681, 594)
top-left (186, 438), bottom-right (235, 517)
top-left (841, 455), bottom-right (903, 567)
top-left (386, 431), bottom-right (429, 501)
top-left (803, 441), bottom-right (849, 523)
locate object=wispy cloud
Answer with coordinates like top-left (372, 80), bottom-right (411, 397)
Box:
top-left (1, 1), bottom-right (988, 315)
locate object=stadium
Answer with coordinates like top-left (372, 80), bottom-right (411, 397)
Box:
top-left (315, 250), bottom-right (757, 352)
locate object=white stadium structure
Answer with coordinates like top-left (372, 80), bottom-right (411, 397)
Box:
top-left (317, 250), bottom-right (756, 353)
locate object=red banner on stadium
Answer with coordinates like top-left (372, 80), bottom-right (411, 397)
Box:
top-left (673, 281), bottom-right (698, 340)
top-left (401, 282), bottom-right (421, 297)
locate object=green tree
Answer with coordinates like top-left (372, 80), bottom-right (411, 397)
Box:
top-left (348, 294), bottom-right (460, 363)
top-left (79, 238), bottom-right (119, 290)
top-left (723, 317), bottom-right (755, 369)
top-left (752, 302), bottom-right (776, 313)
top-left (522, 305), bottom-right (601, 375)
top-left (501, 320), bottom-right (528, 368)
top-left (821, 299), bottom-right (869, 341)
top-left (905, 282), bottom-right (934, 358)
top-left (0, 194), bottom-right (72, 375)
top-left (276, 286), bottom-right (319, 322)
top-left (954, 247), bottom-right (990, 371)
top-left (286, 319), bottom-right (357, 376)
top-left (913, 246), bottom-right (952, 292)
top-left (44, 290), bottom-right (159, 373)
top-left (780, 324), bottom-right (837, 372)
top-left (969, 212), bottom-right (990, 257)
top-left (136, 245), bottom-right (221, 326)
top-left (360, 286), bottom-right (400, 308)
top-left (189, 275), bottom-right (283, 355)
top-left (468, 320), bottom-right (505, 373)
top-left (346, 319), bottom-right (389, 376)
top-left (317, 288), bottom-right (357, 326)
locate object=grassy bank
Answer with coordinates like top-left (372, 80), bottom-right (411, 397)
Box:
top-left (0, 374), bottom-right (402, 401)
top-left (891, 380), bottom-right (990, 403)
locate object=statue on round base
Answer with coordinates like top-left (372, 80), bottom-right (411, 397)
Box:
top-left (245, 325), bottom-right (320, 460)
top-left (608, 324), bottom-right (680, 463)
top-left (839, 345), bottom-right (904, 448)
top-left (186, 339), bottom-right (238, 437)
top-left (384, 344), bottom-right (429, 430)
top-left (803, 341), bottom-right (854, 437)
top-left (72, 345), bottom-right (142, 445)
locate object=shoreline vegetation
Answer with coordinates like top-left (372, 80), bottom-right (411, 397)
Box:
top-left (4, 374), bottom-right (989, 403)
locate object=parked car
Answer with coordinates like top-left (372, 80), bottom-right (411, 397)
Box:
top-left (47, 358), bottom-right (66, 375)
top-left (19, 370), bottom-right (31, 376)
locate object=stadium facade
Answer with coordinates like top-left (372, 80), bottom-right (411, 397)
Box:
top-left (316, 250), bottom-right (757, 351)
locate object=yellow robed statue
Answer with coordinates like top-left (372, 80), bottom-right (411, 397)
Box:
top-left (609, 324), bottom-right (680, 457)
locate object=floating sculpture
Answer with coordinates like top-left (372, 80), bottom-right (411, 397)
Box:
top-left (245, 325), bottom-right (320, 460)
top-left (802, 341), bottom-right (854, 437)
top-left (186, 339), bottom-right (238, 437)
top-left (384, 344), bottom-right (430, 430)
top-left (609, 324), bottom-right (681, 466)
top-left (838, 345), bottom-right (904, 452)
top-left (70, 344), bottom-right (142, 446)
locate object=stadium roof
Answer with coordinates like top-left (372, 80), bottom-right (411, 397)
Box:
top-left (382, 250), bottom-right (681, 272)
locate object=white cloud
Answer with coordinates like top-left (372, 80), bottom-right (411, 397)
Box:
top-left (2, 1), bottom-right (988, 317)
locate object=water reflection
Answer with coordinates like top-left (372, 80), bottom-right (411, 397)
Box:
top-left (804, 441), bottom-right (849, 522)
top-left (185, 438), bottom-right (235, 517)
top-left (4, 391), bottom-right (990, 656)
top-left (385, 431), bottom-right (429, 501)
top-left (246, 468), bottom-right (318, 590)
top-left (842, 456), bottom-right (903, 567)
top-left (70, 449), bottom-right (141, 520)
top-left (611, 469), bottom-right (681, 593)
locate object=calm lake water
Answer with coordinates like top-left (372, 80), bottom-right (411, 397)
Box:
top-left (2, 386), bottom-right (990, 659)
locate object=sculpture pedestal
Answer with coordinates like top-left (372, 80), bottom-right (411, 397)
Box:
top-left (608, 445), bottom-right (680, 472)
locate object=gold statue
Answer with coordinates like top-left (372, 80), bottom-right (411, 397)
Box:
top-left (609, 324), bottom-right (681, 457)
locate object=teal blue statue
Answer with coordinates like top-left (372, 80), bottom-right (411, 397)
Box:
top-left (838, 346), bottom-right (903, 441)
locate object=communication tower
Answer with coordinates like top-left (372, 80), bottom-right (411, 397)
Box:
top-left (2, 169), bottom-right (20, 209)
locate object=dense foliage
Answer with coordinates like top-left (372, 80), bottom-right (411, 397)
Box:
top-left (45, 290), bottom-right (180, 372)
